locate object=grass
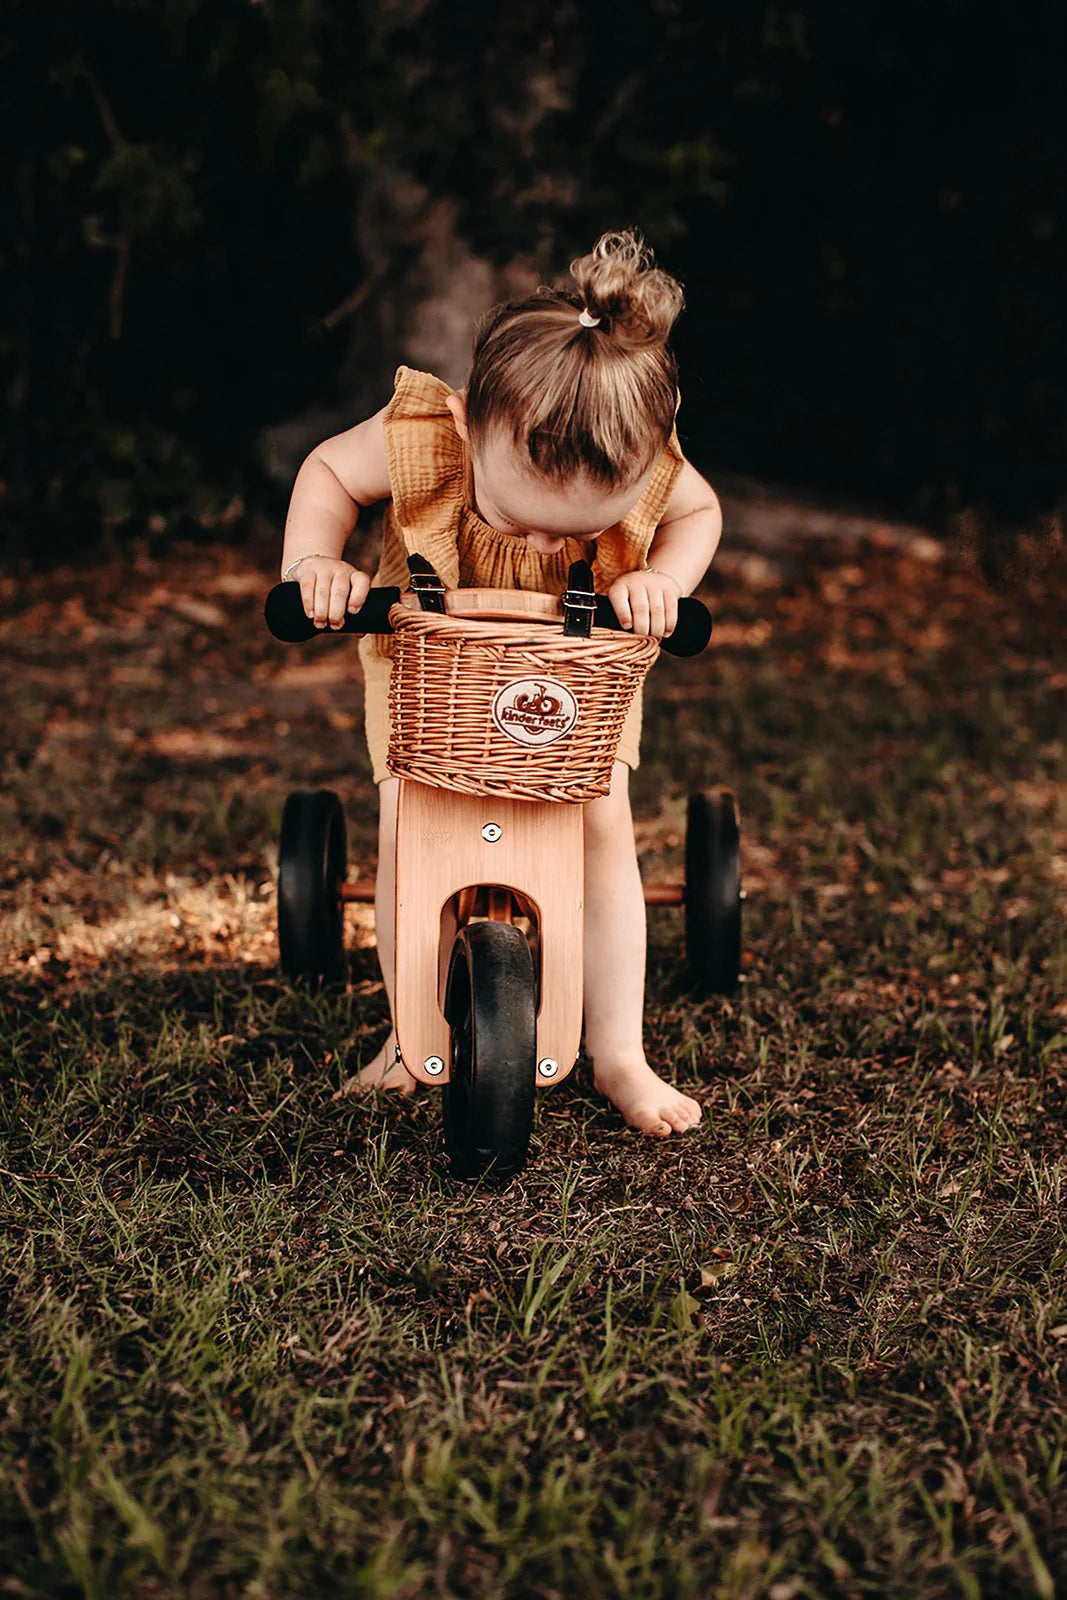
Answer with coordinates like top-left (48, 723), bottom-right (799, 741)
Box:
top-left (1, 528), bottom-right (1065, 1597)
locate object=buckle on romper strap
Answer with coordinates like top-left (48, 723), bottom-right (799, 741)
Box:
top-left (562, 560), bottom-right (596, 638)
top-left (406, 554), bottom-right (447, 613)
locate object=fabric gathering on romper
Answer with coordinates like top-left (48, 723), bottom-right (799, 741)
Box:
top-left (358, 366), bottom-right (686, 784)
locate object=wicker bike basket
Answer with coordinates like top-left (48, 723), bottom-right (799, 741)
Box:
top-left (386, 602), bottom-right (659, 803)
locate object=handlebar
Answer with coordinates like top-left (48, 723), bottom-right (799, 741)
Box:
top-left (264, 582), bottom-right (713, 658)
top-left (265, 583), bottom-right (401, 643)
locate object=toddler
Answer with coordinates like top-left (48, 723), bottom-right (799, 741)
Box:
top-left (280, 230), bottom-right (722, 1137)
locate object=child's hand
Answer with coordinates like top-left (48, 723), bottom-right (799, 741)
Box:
top-left (291, 557), bottom-right (372, 631)
top-left (607, 568), bottom-right (682, 639)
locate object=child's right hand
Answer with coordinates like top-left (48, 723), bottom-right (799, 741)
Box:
top-left (290, 556), bottom-right (372, 631)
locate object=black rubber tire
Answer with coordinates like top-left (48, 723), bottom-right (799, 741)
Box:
top-left (277, 790), bottom-right (347, 984)
top-left (684, 788), bottom-right (742, 997)
top-left (442, 921), bottom-right (537, 1183)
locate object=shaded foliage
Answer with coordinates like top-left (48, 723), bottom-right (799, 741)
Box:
top-left (3, 0), bottom-right (1066, 557)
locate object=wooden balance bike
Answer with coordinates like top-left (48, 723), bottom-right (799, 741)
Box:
top-left (265, 557), bottom-right (742, 1182)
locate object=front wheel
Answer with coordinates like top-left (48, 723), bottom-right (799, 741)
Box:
top-left (442, 921), bottom-right (537, 1182)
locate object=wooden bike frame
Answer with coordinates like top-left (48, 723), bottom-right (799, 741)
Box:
top-left (393, 780), bottom-right (584, 1087)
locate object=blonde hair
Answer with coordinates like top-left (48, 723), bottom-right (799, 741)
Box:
top-left (465, 230), bottom-right (684, 491)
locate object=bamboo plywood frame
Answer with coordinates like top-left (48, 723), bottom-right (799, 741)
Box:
top-left (393, 780), bottom-right (584, 1088)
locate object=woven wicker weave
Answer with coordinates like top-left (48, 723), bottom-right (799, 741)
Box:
top-left (386, 604), bottom-right (659, 803)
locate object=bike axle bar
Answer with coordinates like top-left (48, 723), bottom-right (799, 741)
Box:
top-left (339, 880), bottom-right (684, 906)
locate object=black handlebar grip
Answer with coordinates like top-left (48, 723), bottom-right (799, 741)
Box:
top-left (593, 595), bottom-right (712, 658)
top-left (264, 581), bottom-right (712, 655)
top-left (264, 582), bottom-right (401, 641)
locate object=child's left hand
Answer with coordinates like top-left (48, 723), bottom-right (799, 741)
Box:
top-left (607, 568), bottom-right (682, 638)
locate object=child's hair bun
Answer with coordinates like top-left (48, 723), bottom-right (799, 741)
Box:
top-left (466, 226), bottom-right (683, 489)
top-left (569, 230), bottom-right (684, 347)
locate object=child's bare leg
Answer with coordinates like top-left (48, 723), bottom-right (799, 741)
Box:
top-left (336, 777), bottom-right (415, 1096)
top-left (582, 761), bottom-right (702, 1136)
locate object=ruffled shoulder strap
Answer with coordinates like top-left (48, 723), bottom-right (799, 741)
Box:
top-left (382, 366), bottom-right (465, 587)
top-left (594, 421), bottom-right (685, 592)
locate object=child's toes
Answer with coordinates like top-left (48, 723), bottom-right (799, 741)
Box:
top-left (631, 1106), bottom-right (673, 1136)
top-left (661, 1105), bottom-right (695, 1133)
top-left (659, 1094), bottom-right (702, 1132)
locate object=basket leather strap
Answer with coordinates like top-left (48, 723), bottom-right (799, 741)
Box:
top-left (562, 560), bottom-right (596, 638)
top-left (407, 553), bottom-right (447, 613)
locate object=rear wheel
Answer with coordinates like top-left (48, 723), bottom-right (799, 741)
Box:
top-left (443, 921), bottom-right (537, 1182)
top-left (684, 788), bottom-right (742, 996)
top-left (278, 790), bottom-right (347, 984)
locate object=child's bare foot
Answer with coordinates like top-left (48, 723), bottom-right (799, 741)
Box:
top-left (334, 1033), bottom-right (418, 1098)
top-left (592, 1059), bottom-right (702, 1137)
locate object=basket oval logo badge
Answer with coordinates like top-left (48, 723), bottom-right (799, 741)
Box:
top-left (492, 677), bottom-right (579, 746)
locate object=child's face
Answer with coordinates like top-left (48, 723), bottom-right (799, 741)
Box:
top-left (448, 394), bottom-right (652, 555)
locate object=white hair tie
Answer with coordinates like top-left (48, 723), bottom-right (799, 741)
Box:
top-left (578, 308), bottom-right (601, 328)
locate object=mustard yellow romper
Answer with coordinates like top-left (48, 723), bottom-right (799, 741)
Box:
top-left (358, 366), bottom-right (685, 784)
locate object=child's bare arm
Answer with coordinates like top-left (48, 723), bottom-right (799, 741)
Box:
top-left (647, 461), bottom-right (723, 591)
top-left (608, 461), bottom-right (723, 637)
top-left (280, 407), bottom-right (393, 629)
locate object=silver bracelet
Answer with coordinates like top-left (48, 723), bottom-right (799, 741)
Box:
top-left (643, 566), bottom-right (683, 590)
top-left (281, 553), bottom-right (327, 582)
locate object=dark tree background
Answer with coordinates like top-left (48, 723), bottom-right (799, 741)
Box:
top-left (3, 0), bottom-right (1065, 558)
